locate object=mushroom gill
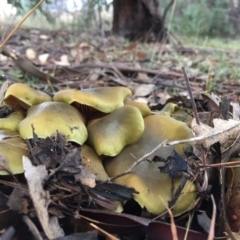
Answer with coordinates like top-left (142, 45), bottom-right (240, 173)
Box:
top-left (104, 114), bottom-right (196, 215)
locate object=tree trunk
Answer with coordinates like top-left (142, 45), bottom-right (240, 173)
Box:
top-left (112, 0), bottom-right (166, 41)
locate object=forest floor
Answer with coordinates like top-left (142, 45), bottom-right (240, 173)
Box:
top-left (1, 27), bottom-right (240, 104)
top-left (1, 26), bottom-right (240, 240)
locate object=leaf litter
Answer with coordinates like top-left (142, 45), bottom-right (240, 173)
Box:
top-left (1, 26), bottom-right (240, 240)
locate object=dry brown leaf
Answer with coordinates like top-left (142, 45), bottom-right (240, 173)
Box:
top-left (54, 55), bottom-right (70, 66)
top-left (0, 80), bottom-right (9, 105)
top-left (79, 42), bottom-right (90, 50)
top-left (134, 63), bottom-right (149, 81)
top-left (0, 54), bottom-right (8, 62)
top-left (74, 165), bottom-right (96, 188)
top-left (191, 118), bottom-right (240, 149)
top-left (231, 102), bottom-right (240, 120)
top-left (39, 34), bottom-right (49, 40)
top-left (23, 156), bottom-right (64, 239)
top-left (7, 188), bottom-right (29, 214)
top-left (136, 51), bottom-right (147, 60)
top-left (25, 48), bottom-right (36, 60)
top-left (124, 42), bottom-right (137, 51)
top-left (226, 231), bottom-right (240, 240)
top-left (38, 53), bottom-right (49, 65)
top-left (134, 84), bottom-right (155, 97)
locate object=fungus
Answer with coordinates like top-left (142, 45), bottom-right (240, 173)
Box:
top-left (124, 98), bottom-right (151, 117)
top-left (53, 87), bottom-right (132, 115)
top-left (4, 83), bottom-right (52, 110)
top-left (87, 105), bottom-right (144, 156)
top-left (161, 103), bottom-right (192, 124)
top-left (104, 114), bottom-right (196, 215)
top-left (18, 102), bottom-right (87, 145)
top-left (81, 144), bottom-right (109, 181)
top-left (0, 111), bottom-right (24, 131)
top-left (0, 129), bottom-right (28, 175)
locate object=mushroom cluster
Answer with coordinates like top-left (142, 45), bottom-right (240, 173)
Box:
top-left (0, 83), bottom-right (196, 216)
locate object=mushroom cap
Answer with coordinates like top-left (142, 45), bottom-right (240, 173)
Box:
top-left (161, 103), bottom-right (192, 124)
top-left (4, 83), bottom-right (52, 110)
top-left (81, 144), bottom-right (109, 181)
top-left (53, 87), bottom-right (132, 114)
top-left (87, 105), bottom-right (144, 156)
top-left (0, 111), bottom-right (25, 131)
top-left (104, 114), bottom-right (196, 215)
top-left (18, 102), bottom-right (87, 145)
top-left (124, 98), bottom-right (151, 117)
top-left (0, 129), bottom-right (28, 175)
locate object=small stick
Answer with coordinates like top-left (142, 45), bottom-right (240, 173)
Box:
top-left (90, 223), bottom-right (119, 240)
top-left (159, 195), bottom-right (178, 240)
top-left (182, 67), bottom-right (200, 125)
top-left (108, 140), bottom-right (166, 182)
top-left (207, 195), bottom-right (216, 240)
top-left (0, 0), bottom-right (45, 51)
top-left (201, 160), bottom-right (240, 169)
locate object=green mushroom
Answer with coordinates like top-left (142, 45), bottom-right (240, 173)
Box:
top-left (0, 111), bottom-right (25, 131)
top-left (18, 102), bottom-right (88, 145)
top-left (53, 87), bottom-right (132, 115)
top-left (0, 129), bottom-right (28, 175)
top-left (124, 98), bottom-right (151, 117)
top-left (87, 105), bottom-right (144, 156)
top-left (104, 114), bottom-right (196, 216)
top-left (4, 83), bottom-right (52, 110)
top-left (81, 144), bottom-right (109, 181)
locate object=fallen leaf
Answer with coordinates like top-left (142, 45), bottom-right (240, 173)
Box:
top-left (23, 156), bottom-right (64, 239)
top-left (231, 102), bottom-right (240, 120)
top-left (25, 48), bottom-right (36, 60)
top-left (191, 118), bottom-right (240, 149)
top-left (54, 55), bottom-right (70, 66)
top-left (38, 53), bottom-right (49, 65)
top-left (197, 212), bottom-right (211, 233)
top-left (7, 188), bottom-right (29, 214)
top-left (74, 165), bottom-right (96, 188)
top-left (134, 84), bottom-right (155, 97)
top-left (0, 54), bottom-right (8, 62)
top-left (39, 34), bottom-right (49, 40)
top-left (0, 80), bottom-right (9, 105)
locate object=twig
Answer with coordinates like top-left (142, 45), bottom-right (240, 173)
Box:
top-left (184, 213), bottom-right (194, 240)
top-left (22, 215), bottom-right (43, 240)
top-left (207, 195), bottom-right (216, 240)
top-left (159, 195), bottom-right (178, 240)
top-left (182, 67), bottom-right (200, 125)
top-left (108, 140), bottom-right (166, 182)
top-left (90, 223), bottom-right (119, 240)
top-left (201, 160), bottom-right (240, 169)
top-left (168, 175), bottom-right (188, 210)
top-left (164, 121), bottom-right (240, 146)
top-left (67, 63), bottom-right (184, 78)
top-left (0, 0), bottom-right (45, 51)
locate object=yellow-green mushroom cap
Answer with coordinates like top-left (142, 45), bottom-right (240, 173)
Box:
top-left (18, 102), bottom-right (87, 145)
top-left (87, 105), bottom-right (144, 156)
top-left (104, 114), bottom-right (196, 215)
top-left (0, 129), bottom-right (28, 175)
top-left (0, 111), bottom-right (25, 131)
top-left (81, 144), bottom-right (109, 181)
top-left (53, 87), bottom-right (132, 114)
top-left (161, 103), bottom-right (193, 124)
top-left (124, 98), bottom-right (151, 117)
top-left (4, 83), bottom-right (52, 110)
